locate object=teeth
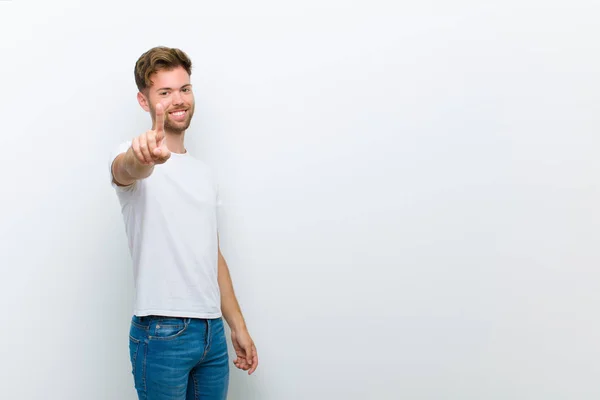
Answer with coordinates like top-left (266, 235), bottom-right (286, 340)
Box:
top-left (171, 111), bottom-right (185, 116)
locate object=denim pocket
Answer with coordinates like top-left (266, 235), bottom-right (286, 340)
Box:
top-left (129, 335), bottom-right (140, 377)
top-left (131, 316), bottom-right (150, 330)
top-left (129, 335), bottom-right (146, 393)
top-left (149, 318), bottom-right (190, 340)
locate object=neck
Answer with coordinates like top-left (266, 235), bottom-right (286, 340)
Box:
top-left (165, 131), bottom-right (186, 154)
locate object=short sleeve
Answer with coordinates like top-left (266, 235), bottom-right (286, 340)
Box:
top-left (108, 141), bottom-right (134, 191)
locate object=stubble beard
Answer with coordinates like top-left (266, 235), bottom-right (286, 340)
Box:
top-left (152, 103), bottom-right (195, 134)
top-left (165, 106), bottom-right (194, 134)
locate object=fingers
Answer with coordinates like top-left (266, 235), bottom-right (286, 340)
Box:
top-left (156, 136), bottom-right (171, 162)
top-left (233, 358), bottom-right (247, 370)
top-left (248, 345), bottom-right (258, 375)
top-left (132, 128), bottom-right (172, 166)
top-left (138, 133), bottom-right (153, 164)
top-left (151, 103), bottom-right (170, 162)
top-left (147, 130), bottom-right (159, 157)
top-left (233, 345), bottom-right (257, 374)
top-left (130, 103), bottom-right (170, 167)
top-left (233, 348), bottom-right (249, 371)
top-left (244, 345), bottom-right (252, 362)
top-left (231, 332), bottom-right (257, 374)
top-left (153, 102), bottom-right (165, 139)
top-left (234, 358), bottom-right (250, 371)
top-left (132, 136), bottom-right (153, 166)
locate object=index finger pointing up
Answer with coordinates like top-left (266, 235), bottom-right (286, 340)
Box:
top-left (153, 103), bottom-right (166, 137)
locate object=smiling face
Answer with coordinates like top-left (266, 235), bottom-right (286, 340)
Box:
top-left (138, 65), bottom-right (195, 134)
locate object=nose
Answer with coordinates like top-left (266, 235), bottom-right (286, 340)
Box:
top-left (171, 90), bottom-right (184, 106)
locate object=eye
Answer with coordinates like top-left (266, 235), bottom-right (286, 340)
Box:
top-left (159, 91), bottom-right (169, 96)
top-left (182, 87), bottom-right (191, 93)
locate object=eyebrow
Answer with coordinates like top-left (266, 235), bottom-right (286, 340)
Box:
top-left (155, 84), bottom-right (192, 92)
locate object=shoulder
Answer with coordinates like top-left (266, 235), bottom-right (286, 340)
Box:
top-left (113, 140), bottom-right (132, 155)
top-left (109, 141), bottom-right (132, 165)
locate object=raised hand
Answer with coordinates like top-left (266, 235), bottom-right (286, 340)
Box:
top-left (131, 103), bottom-right (171, 166)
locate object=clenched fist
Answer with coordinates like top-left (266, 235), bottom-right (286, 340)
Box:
top-left (131, 103), bottom-right (171, 166)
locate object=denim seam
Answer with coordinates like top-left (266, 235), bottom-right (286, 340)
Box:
top-left (206, 319), bottom-right (213, 356)
top-left (129, 337), bottom-right (138, 378)
top-left (142, 341), bottom-right (147, 393)
top-left (192, 371), bottom-right (199, 400)
top-left (198, 319), bottom-right (210, 362)
top-left (131, 320), bottom-right (150, 330)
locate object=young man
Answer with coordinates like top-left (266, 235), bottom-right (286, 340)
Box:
top-left (109, 46), bottom-right (258, 400)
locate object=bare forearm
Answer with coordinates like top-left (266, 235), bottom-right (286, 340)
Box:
top-left (113, 147), bottom-right (155, 185)
top-left (125, 147), bottom-right (155, 179)
top-left (217, 245), bottom-right (258, 374)
top-left (218, 250), bottom-right (247, 333)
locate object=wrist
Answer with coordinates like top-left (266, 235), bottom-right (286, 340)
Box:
top-left (126, 147), bottom-right (153, 176)
top-left (227, 317), bottom-right (247, 333)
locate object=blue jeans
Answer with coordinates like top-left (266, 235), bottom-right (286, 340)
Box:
top-left (129, 315), bottom-right (229, 400)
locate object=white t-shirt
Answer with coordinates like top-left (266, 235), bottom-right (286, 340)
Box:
top-left (109, 141), bottom-right (222, 318)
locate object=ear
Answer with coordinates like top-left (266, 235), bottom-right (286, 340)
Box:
top-left (137, 91), bottom-right (150, 112)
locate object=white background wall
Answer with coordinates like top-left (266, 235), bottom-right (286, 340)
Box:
top-left (0, 0), bottom-right (598, 399)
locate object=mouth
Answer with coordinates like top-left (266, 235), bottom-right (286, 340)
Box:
top-left (168, 109), bottom-right (188, 122)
